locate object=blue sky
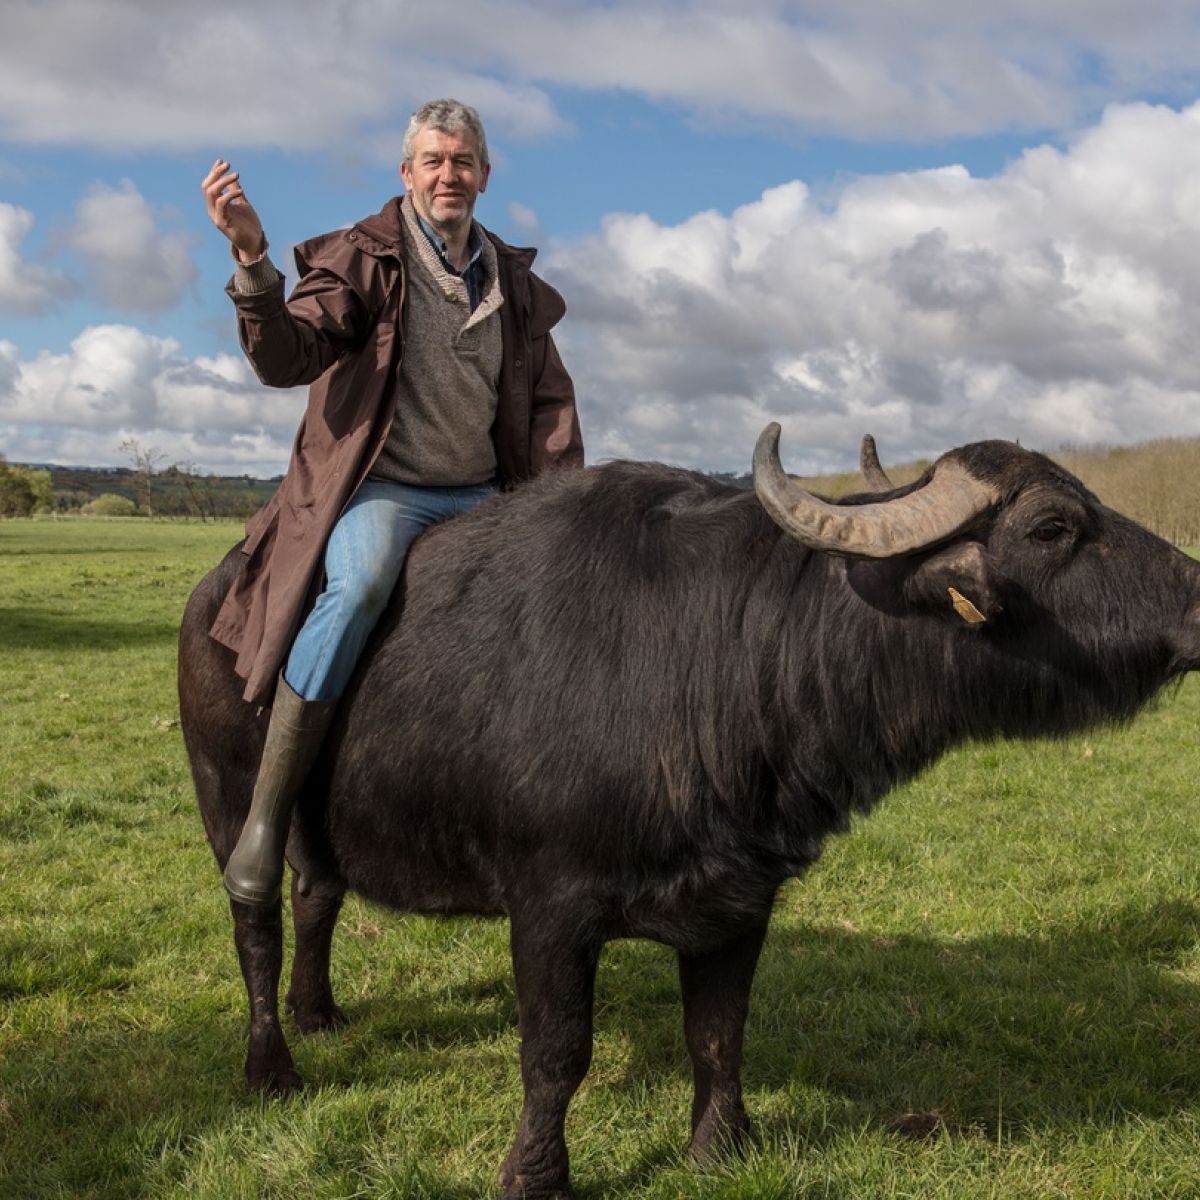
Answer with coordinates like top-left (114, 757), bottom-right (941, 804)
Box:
top-left (3, 1), bottom-right (1200, 476)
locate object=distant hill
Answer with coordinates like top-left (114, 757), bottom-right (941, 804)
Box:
top-left (12, 435), bottom-right (1200, 545)
top-left (31, 463), bottom-right (281, 520)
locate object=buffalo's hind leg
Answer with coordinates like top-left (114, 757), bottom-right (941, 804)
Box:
top-left (498, 908), bottom-right (603, 1200)
top-left (228, 836), bottom-right (342, 1088)
top-left (285, 869), bottom-right (348, 1033)
top-left (677, 922), bottom-right (768, 1162)
top-left (179, 557), bottom-right (302, 1094)
top-left (231, 896), bottom-right (302, 1094)
top-left (187, 720), bottom-right (300, 1093)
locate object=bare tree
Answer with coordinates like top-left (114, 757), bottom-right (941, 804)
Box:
top-left (119, 438), bottom-right (165, 517)
top-left (171, 460), bottom-right (220, 522)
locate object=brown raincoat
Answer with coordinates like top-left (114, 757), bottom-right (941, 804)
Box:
top-left (208, 196), bottom-right (584, 705)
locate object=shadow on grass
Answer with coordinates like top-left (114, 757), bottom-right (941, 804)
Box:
top-left (0, 545), bottom-right (144, 558)
top-left (622, 897), bottom-right (1200, 1137)
top-left (0, 605), bottom-right (178, 650)
top-left (253, 896), bottom-right (1200, 1147)
top-left (6, 899), bottom-right (1200, 1196)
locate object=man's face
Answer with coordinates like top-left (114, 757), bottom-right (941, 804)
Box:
top-left (400, 126), bottom-right (490, 235)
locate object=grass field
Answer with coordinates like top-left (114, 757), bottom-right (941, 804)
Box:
top-left (3, 517), bottom-right (1200, 1198)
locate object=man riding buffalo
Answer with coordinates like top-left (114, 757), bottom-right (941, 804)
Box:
top-left (200, 98), bottom-right (584, 907)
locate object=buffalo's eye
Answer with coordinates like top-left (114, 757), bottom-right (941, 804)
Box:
top-left (1030, 519), bottom-right (1070, 542)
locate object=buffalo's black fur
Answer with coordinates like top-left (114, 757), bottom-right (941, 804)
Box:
top-left (179, 440), bottom-right (1200, 1198)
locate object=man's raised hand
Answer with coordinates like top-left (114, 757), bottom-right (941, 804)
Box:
top-left (202, 159), bottom-right (267, 263)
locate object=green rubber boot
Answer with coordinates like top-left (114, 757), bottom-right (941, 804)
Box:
top-left (223, 679), bottom-right (338, 906)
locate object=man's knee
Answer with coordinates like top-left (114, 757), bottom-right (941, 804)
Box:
top-left (362, 559), bottom-right (405, 618)
top-left (328, 551), bottom-right (402, 620)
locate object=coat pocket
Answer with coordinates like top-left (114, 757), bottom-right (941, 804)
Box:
top-left (286, 497), bottom-right (316, 538)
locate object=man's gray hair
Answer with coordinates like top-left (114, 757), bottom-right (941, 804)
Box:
top-left (402, 99), bottom-right (490, 167)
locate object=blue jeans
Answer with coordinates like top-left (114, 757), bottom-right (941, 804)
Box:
top-left (284, 478), bottom-right (496, 701)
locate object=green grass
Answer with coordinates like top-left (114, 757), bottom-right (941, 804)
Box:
top-left (3, 518), bottom-right (1200, 1198)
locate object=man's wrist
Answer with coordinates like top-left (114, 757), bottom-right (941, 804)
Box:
top-left (232, 251), bottom-right (282, 295)
top-left (231, 236), bottom-right (269, 267)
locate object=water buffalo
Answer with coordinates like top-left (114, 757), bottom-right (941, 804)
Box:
top-left (178, 425), bottom-right (1200, 1198)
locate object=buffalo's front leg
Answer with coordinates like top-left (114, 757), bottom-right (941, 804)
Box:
top-left (498, 911), bottom-right (602, 1199)
top-left (285, 872), bottom-right (348, 1033)
top-left (677, 923), bottom-right (767, 1161)
top-left (231, 896), bottom-right (301, 1094)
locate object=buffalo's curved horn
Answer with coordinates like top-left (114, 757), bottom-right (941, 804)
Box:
top-left (859, 434), bottom-right (894, 492)
top-left (753, 423), bottom-right (998, 559)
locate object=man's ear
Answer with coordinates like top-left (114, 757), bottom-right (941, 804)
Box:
top-left (904, 541), bottom-right (1000, 626)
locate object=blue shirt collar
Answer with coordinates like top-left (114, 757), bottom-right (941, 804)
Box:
top-left (414, 208), bottom-right (485, 271)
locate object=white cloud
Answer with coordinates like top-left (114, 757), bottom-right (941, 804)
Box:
top-left (0, 325), bottom-right (303, 473)
top-left (0, 340), bottom-right (19, 397)
top-left (69, 180), bottom-right (197, 314)
top-left (7, 99), bottom-right (1200, 477)
top-left (507, 201), bottom-right (543, 242)
top-left (547, 100), bottom-right (1200, 472)
top-left (0, 203), bottom-right (69, 314)
top-left (0, 0), bottom-right (568, 156)
top-left (2, 1), bottom-right (1200, 152)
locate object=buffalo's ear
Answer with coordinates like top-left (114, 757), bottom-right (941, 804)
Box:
top-left (904, 541), bottom-right (1000, 625)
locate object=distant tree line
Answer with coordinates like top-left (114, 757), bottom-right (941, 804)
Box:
top-left (4, 437), bottom-right (1199, 544)
top-left (0, 456), bottom-right (54, 517)
top-left (0, 452), bottom-right (279, 520)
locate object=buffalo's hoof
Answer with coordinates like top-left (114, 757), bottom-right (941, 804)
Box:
top-left (497, 1160), bottom-right (572, 1199)
top-left (500, 1184), bottom-right (573, 1200)
top-left (245, 1023), bottom-right (301, 1096)
top-left (287, 998), bottom-right (348, 1034)
top-left (687, 1112), bottom-right (753, 1164)
top-left (246, 1066), bottom-right (303, 1097)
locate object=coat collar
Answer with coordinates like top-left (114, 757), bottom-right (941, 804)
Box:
top-left (353, 196), bottom-right (537, 272)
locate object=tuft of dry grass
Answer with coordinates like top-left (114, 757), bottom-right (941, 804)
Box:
top-left (1053, 439), bottom-right (1200, 546)
top-left (806, 435), bottom-right (1200, 547)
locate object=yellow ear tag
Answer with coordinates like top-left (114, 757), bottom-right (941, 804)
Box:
top-left (948, 587), bottom-right (986, 624)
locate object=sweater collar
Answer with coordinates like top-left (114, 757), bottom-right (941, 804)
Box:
top-left (354, 195), bottom-right (537, 272)
top-left (413, 205), bottom-right (485, 273)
